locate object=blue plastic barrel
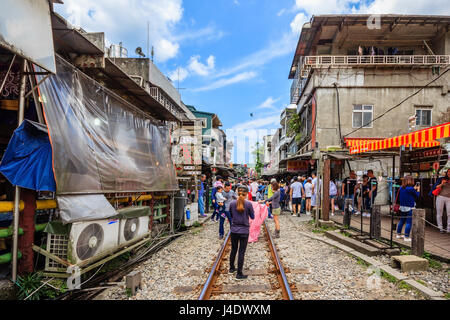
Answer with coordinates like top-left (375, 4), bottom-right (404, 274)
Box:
top-left (186, 208), bottom-right (191, 220)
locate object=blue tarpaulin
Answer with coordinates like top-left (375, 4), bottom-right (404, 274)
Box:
top-left (0, 120), bottom-right (55, 192)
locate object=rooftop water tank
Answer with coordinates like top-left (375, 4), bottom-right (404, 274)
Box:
top-left (109, 42), bottom-right (128, 58)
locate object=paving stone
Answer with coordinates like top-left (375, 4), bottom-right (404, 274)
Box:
top-left (216, 284), bottom-right (272, 294)
top-left (385, 248), bottom-right (402, 256)
top-left (402, 279), bottom-right (444, 298)
top-left (296, 283), bottom-right (321, 292)
top-left (391, 255), bottom-right (428, 272)
top-left (349, 251), bottom-right (384, 267)
top-left (325, 230), bottom-right (382, 256)
top-left (318, 220), bottom-right (335, 227)
top-left (364, 239), bottom-right (390, 250)
top-left (377, 264), bottom-right (409, 281)
top-left (173, 285), bottom-right (198, 294)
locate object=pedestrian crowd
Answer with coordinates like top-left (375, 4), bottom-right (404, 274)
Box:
top-left (193, 167), bottom-right (450, 280)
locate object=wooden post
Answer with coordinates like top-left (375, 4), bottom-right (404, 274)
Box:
top-left (370, 204), bottom-right (381, 239)
top-left (18, 189), bottom-right (36, 275)
top-left (412, 209), bottom-right (425, 257)
top-left (322, 159), bottom-right (330, 221)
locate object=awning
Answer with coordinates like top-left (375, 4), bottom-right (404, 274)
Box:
top-left (349, 123), bottom-right (449, 154)
top-left (0, 120), bottom-right (56, 192)
top-left (279, 151), bottom-right (313, 165)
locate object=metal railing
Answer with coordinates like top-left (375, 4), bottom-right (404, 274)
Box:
top-left (149, 87), bottom-right (179, 118)
top-left (302, 55), bottom-right (450, 67)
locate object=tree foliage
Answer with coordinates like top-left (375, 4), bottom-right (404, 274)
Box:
top-left (287, 112), bottom-right (303, 144)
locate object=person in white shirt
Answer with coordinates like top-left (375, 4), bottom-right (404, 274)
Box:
top-left (304, 178), bottom-right (313, 215)
top-left (249, 179), bottom-right (259, 201)
top-left (329, 178), bottom-right (338, 216)
top-left (311, 172), bottom-right (319, 208)
top-left (289, 176), bottom-right (303, 216)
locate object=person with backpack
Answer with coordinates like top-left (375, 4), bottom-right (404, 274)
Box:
top-left (279, 183), bottom-right (286, 211)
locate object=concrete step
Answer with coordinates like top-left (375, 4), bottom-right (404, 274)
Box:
top-left (340, 229), bottom-right (360, 237)
top-left (363, 239), bottom-right (390, 250)
top-left (325, 230), bottom-right (382, 256)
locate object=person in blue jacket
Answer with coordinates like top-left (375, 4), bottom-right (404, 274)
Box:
top-left (395, 175), bottom-right (420, 242)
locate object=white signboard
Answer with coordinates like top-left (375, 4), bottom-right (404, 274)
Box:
top-left (0, 0), bottom-right (56, 73)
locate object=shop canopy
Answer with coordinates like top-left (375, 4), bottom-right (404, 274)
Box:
top-left (348, 122), bottom-right (449, 154)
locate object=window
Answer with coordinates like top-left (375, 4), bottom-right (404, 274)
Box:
top-left (352, 105), bottom-right (373, 128)
top-left (415, 108), bottom-right (432, 126)
top-left (199, 118), bottom-right (208, 128)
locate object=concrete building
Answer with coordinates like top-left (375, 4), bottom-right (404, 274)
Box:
top-left (186, 106), bottom-right (230, 173)
top-left (289, 14), bottom-right (450, 176)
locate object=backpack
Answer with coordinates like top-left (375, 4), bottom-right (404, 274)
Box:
top-left (280, 187), bottom-right (286, 201)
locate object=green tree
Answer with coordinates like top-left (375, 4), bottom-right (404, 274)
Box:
top-left (287, 112), bottom-right (302, 144)
top-left (252, 142), bottom-right (264, 176)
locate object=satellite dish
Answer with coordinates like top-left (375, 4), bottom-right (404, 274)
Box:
top-left (135, 47), bottom-right (145, 58)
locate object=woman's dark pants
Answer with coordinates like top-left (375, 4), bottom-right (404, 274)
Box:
top-left (230, 232), bottom-right (249, 275)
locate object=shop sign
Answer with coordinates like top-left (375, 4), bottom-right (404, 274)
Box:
top-left (184, 171), bottom-right (202, 176)
top-left (287, 160), bottom-right (308, 172)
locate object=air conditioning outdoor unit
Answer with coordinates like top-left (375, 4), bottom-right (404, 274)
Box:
top-left (118, 216), bottom-right (149, 245)
top-left (68, 219), bottom-right (120, 264)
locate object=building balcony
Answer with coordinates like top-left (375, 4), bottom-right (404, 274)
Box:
top-left (301, 54), bottom-right (450, 74)
top-left (149, 87), bottom-right (180, 119)
top-left (291, 54), bottom-right (450, 105)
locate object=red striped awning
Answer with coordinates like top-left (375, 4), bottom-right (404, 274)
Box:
top-left (349, 122), bottom-right (450, 154)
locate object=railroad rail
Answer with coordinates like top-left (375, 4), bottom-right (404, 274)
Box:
top-left (198, 220), bottom-right (294, 300)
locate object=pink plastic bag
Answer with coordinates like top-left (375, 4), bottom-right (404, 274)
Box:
top-left (248, 201), bottom-right (268, 243)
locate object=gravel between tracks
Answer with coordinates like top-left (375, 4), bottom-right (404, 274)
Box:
top-left (99, 213), bottom-right (431, 300)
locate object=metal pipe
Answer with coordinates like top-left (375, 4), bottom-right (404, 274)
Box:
top-left (12, 59), bottom-right (28, 281)
top-left (0, 54), bottom-right (16, 94)
top-left (333, 83), bottom-right (343, 146)
top-left (26, 61), bottom-right (44, 123)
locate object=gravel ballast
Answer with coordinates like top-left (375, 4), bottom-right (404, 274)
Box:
top-left (98, 212), bottom-right (437, 300)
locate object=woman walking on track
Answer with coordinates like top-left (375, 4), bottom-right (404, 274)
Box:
top-left (229, 186), bottom-right (255, 280)
top-left (263, 181), bottom-right (281, 238)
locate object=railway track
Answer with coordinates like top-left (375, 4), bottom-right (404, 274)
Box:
top-left (198, 220), bottom-right (295, 300)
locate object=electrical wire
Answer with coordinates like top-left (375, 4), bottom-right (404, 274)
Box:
top-left (344, 66), bottom-right (450, 138)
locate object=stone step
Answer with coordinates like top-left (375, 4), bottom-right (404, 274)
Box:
top-left (325, 230), bottom-right (382, 256)
top-left (391, 255), bottom-right (428, 272)
top-left (363, 239), bottom-right (390, 250)
top-left (342, 229), bottom-right (360, 237)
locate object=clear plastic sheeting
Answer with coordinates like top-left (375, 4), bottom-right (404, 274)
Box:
top-left (57, 194), bottom-right (117, 224)
top-left (36, 55), bottom-right (178, 194)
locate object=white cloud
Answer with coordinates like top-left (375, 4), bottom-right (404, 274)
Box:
top-left (288, 0), bottom-right (450, 40)
top-left (255, 97), bottom-right (280, 111)
top-left (168, 67), bottom-right (189, 82)
top-left (192, 71), bottom-right (257, 92)
top-left (188, 55), bottom-right (216, 76)
top-left (277, 8), bottom-right (287, 16)
top-left (56, 0), bottom-right (183, 62)
top-left (230, 114), bottom-right (281, 131)
top-left (290, 12), bottom-right (309, 34)
top-left (214, 32), bottom-right (297, 79)
top-left (357, 0), bottom-right (450, 15)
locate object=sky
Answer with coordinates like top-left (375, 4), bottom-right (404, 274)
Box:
top-left (54, 0), bottom-right (450, 163)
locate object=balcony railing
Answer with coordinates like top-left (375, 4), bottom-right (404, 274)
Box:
top-left (291, 55), bottom-right (450, 104)
top-left (302, 55), bottom-right (450, 67)
top-left (149, 87), bottom-right (179, 118)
